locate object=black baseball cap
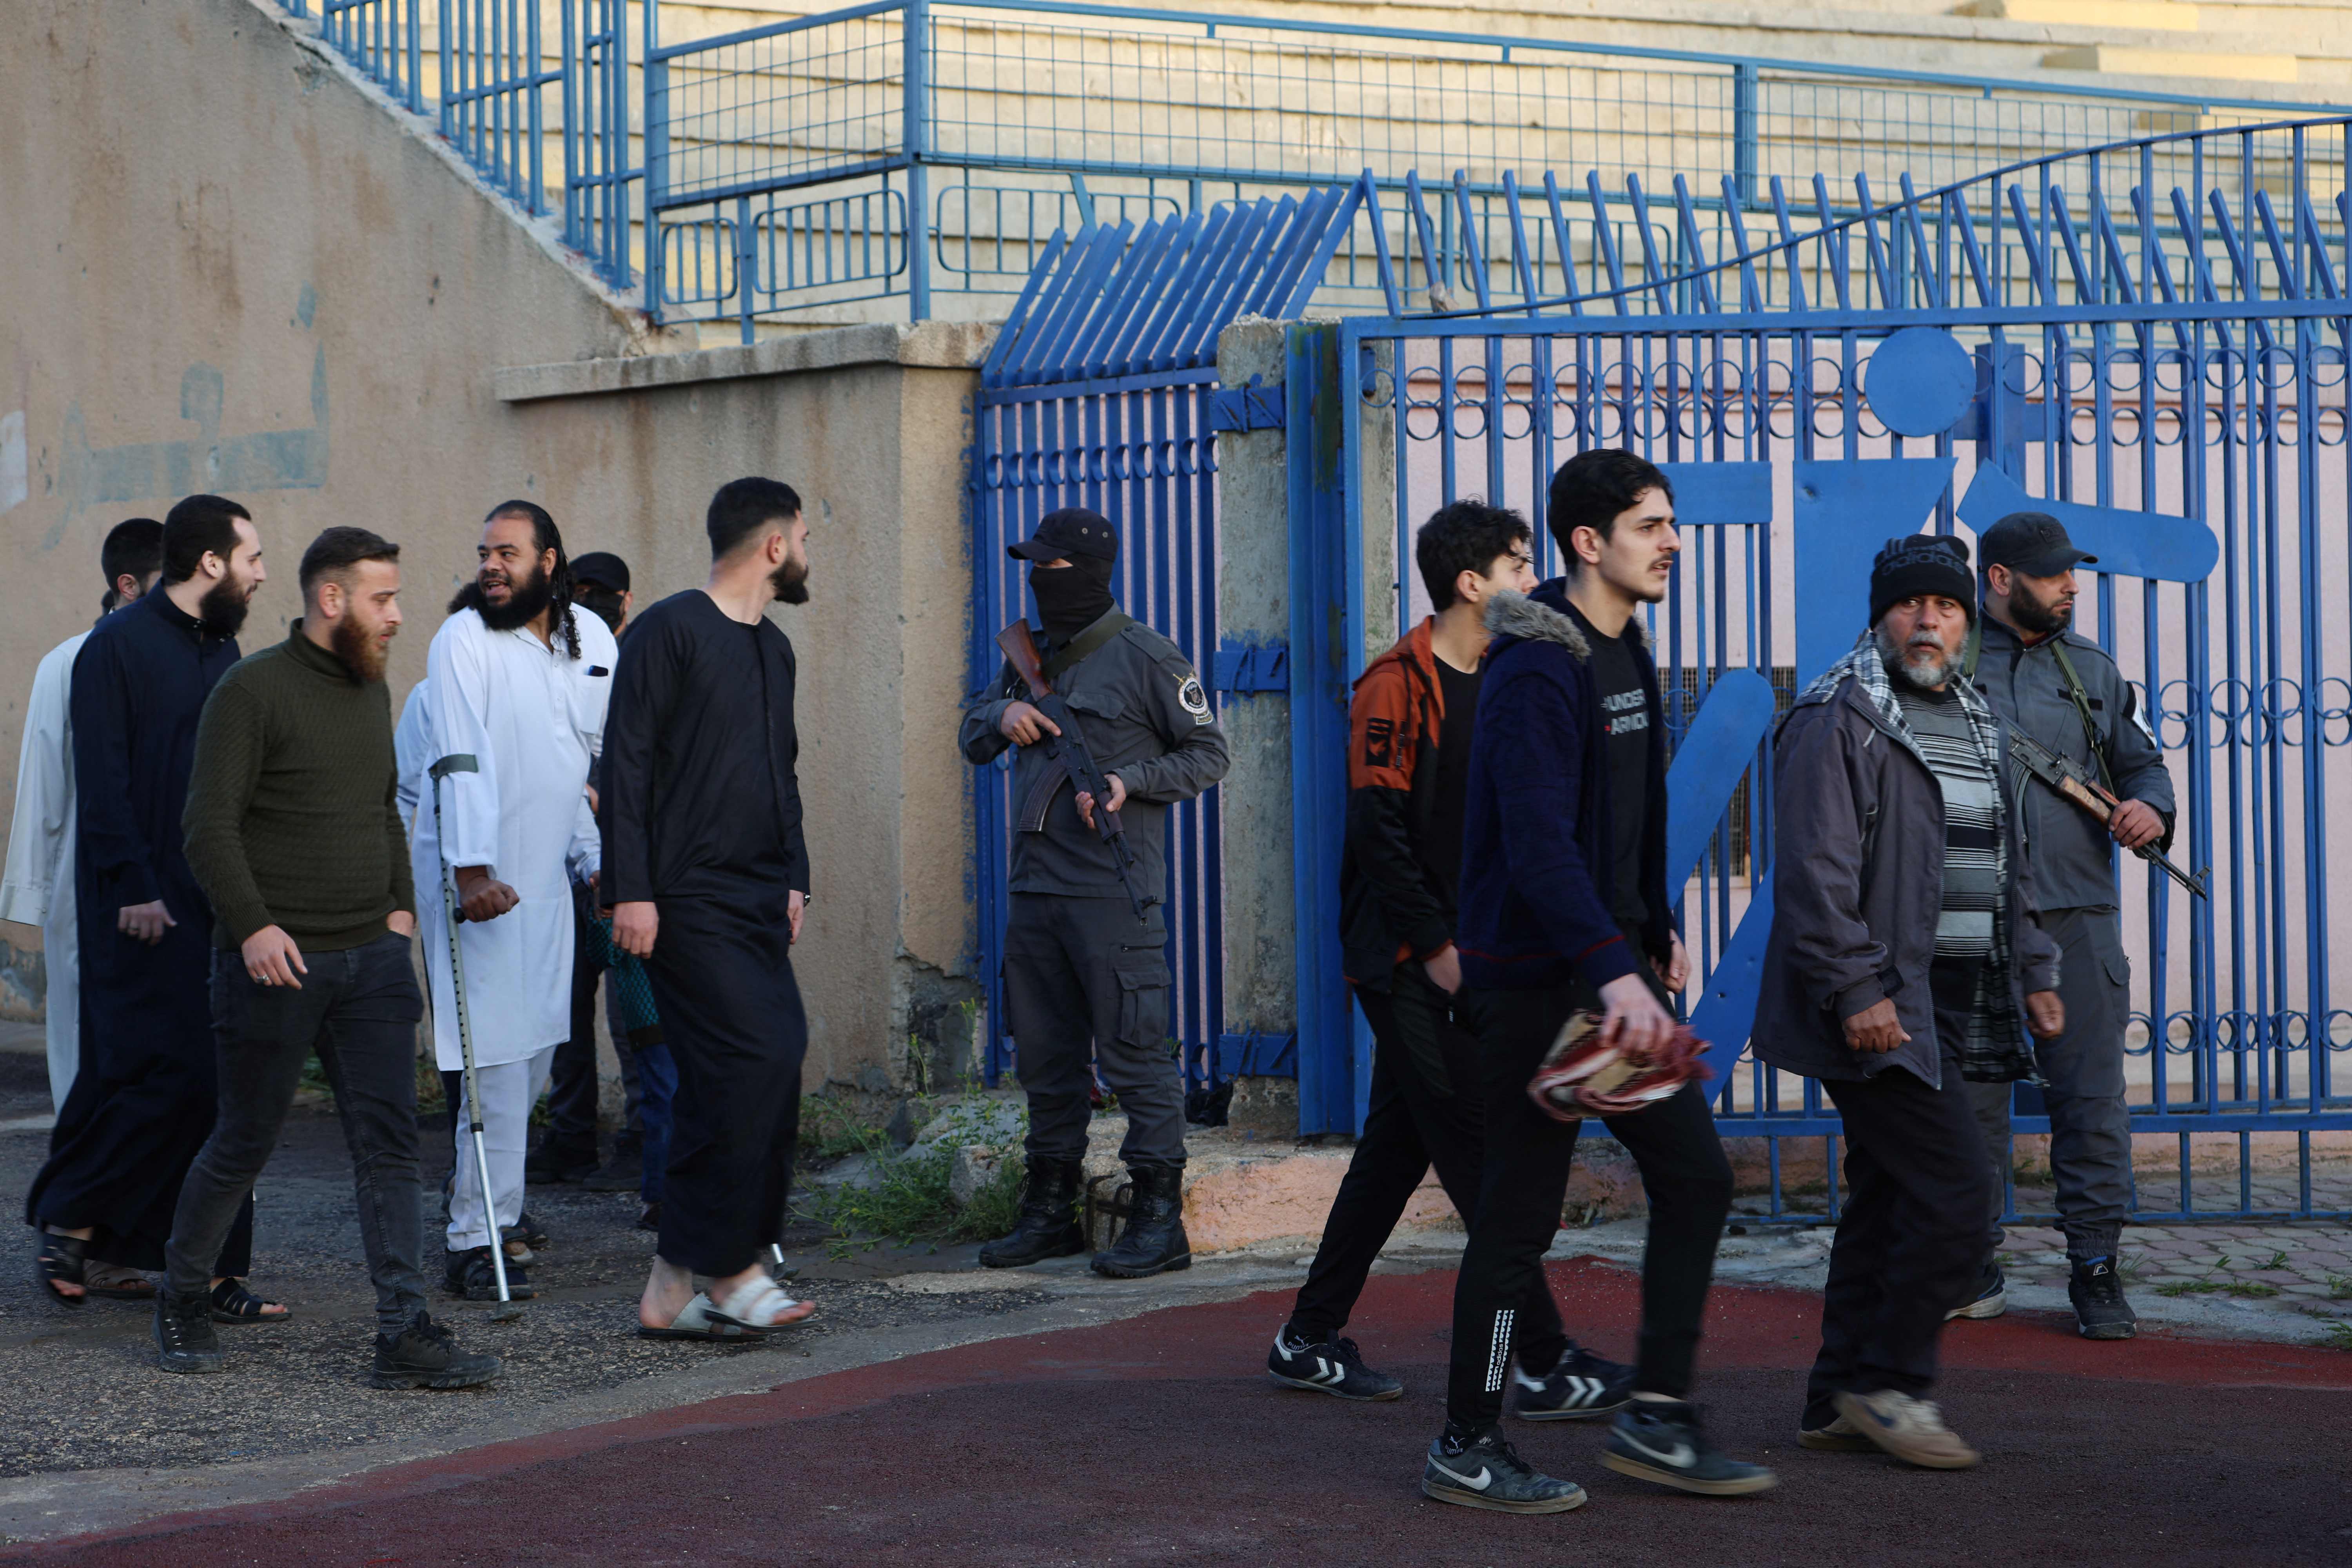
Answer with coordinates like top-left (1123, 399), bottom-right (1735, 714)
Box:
top-left (1980, 511), bottom-right (2096, 578)
top-left (572, 551), bottom-right (631, 592)
top-left (1007, 506), bottom-right (1119, 563)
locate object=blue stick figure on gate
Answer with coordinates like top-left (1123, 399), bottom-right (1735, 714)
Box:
top-left (1652, 326), bottom-right (2220, 1078)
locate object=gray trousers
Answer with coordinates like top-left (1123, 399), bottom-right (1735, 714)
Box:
top-left (1965, 905), bottom-right (2133, 1263)
top-left (1004, 892), bottom-right (1185, 1169)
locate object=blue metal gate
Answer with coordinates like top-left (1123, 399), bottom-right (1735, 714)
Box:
top-left (1304, 117), bottom-right (2352, 1221)
top-left (967, 187), bottom-right (1368, 1091)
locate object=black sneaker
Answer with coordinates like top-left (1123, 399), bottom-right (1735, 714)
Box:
top-left (635, 1201), bottom-right (661, 1233)
top-left (1600, 1401), bottom-right (1777, 1496)
top-left (373, 1312), bottom-right (503, 1390)
top-left (1509, 1341), bottom-right (1635, 1421)
top-left (152, 1286), bottom-right (225, 1375)
top-left (2069, 1256), bottom-right (2138, 1340)
top-left (1267, 1326), bottom-right (1402, 1401)
top-left (1946, 1261), bottom-right (2008, 1321)
top-left (579, 1148), bottom-right (644, 1192)
top-left (443, 1246), bottom-right (534, 1302)
top-left (524, 1141), bottom-right (597, 1185)
top-left (1421, 1428), bottom-right (1587, 1514)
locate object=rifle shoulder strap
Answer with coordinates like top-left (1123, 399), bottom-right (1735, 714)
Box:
top-left (1042, 612), bottom-right (1136, 685)
top-left (2047, 637), bottom-right (2116, 793)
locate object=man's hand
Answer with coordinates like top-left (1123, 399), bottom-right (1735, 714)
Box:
top-left (1074, 773), bottom-right (1128, 829)
top-left (387, 909), bottom-right (417, 938)
top-left (2025, 989), bottom-right (2066, 1040)
top-left (1423, 943), bottom-right (1462, 995)
top-left (613, 900), bottom-right (657, 959)
top-left (1596, 972), bottom-right (1674, 1062)
top-left (2109, 799), bottom-right (2164, 850)
top-left (118, 900), bottom-right (175, 945)
top-left (998, 701), bottom-right (1062, 747)
top-left (1653, 931), bottom-right (1691, 994)
top-left (1843, 997), bottom-right (1910, 1054)
top-left (788, 889), bottom-right (806, 946)
top-left (456, 866), bottom-right (519, 924)
top-left (243, 925), bottom-right (308, 988)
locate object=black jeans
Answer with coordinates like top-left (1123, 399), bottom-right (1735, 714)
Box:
top-left (1800, 959), bottom-right (1993, 1429)
top-left (166, 932), bottom-right (430, 1339)
top-left (541, 883), bottom-right (605, 1163)
top-left (1289, 963), bottom-right (1564, 1362)
top-left (1445, 980), bottom-right (1734, 1431)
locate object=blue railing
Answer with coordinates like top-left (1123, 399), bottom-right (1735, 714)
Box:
top-left (270, 0), bottom-right (2348, 333)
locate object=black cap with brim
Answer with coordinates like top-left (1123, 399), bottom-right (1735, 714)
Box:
top-left (1007, 506), bottom-right (1120, 563)
top-left (572, 550), bottom-right (631, 591)
top-left (1981, 510), bottom-right (2096, 579)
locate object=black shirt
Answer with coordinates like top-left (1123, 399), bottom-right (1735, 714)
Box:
top-left (1428, 656), bottom-right (1483, 910)
top-left (1566, 602), bottom-right (1653, 931)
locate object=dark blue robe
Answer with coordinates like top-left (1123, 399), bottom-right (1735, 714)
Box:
top-left (26, 591), bottom-right (251, 1272)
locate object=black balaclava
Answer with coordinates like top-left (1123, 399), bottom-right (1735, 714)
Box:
top-left (1031, 556), bottom-right (1116, 642)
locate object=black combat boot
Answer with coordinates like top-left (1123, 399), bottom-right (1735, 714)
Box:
top-left (978, 1156), bottom-right (1085, 1268)
top-left (1091, 1164), bottom-right (1190, 1279)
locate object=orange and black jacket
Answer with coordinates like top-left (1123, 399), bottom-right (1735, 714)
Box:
top-left (1340, 618), bottom-right (1457, 990)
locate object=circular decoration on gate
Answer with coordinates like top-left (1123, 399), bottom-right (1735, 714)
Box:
top-left (1864, 326), bottom-right (1976, 438)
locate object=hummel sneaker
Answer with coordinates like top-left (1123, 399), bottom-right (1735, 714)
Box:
top-left (2069, 1256), bottom-right (2138, 1340)
top-left (1946, 1261), bottom-right (2007, 1320)
top-left (1267, 1326), bottom-right (1403, 1401)
top-left (1420, 1429), bottom-right (1587, 1514)
top-left (1797, 1414), bottom-right (1878, 1452)
top-left (1833, 1388), bottom-right (1981, 1469)
top-left (1600, 1401), bottom-right (1777, 1496)
top-left (1509, 1341), bottom-right (1635, 1421)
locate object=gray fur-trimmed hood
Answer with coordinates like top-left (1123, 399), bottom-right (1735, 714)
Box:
top-left (1481, 586), bottom-right (1588, 659)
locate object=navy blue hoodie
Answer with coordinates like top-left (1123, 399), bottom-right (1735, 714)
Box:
top-left (1455, 579), bottom-right (1675, 992)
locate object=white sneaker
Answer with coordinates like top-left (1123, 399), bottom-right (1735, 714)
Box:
top-left (1832, 1389), bottom-right (1981, 1469)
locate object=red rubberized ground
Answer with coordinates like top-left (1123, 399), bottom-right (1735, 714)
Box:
top-left (16, 1259), bottom-right (2352, 1566)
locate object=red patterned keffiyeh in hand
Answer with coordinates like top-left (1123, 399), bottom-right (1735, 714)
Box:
top-left (1527, 1011), bottom-right (1713, 1121)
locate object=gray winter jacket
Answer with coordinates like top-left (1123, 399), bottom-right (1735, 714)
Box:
top-left (1754, 641), bottom-right (2062, 1089)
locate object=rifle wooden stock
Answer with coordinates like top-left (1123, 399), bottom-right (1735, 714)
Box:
top-left (997, 621), bottom-right (1052, 697)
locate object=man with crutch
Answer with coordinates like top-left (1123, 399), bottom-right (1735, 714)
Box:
top-left (159, 526), bottom-right (498, 1387)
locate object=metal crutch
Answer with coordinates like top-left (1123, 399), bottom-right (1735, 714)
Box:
top-left (428, 753), bottom-right (519, 1319)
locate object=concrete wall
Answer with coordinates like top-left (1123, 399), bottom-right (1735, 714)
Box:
top-left (0, 0), bottom-right (985, 1094)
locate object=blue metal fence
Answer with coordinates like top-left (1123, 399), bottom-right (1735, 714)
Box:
top-left (968, 187), bottom-right (1368, 1094)
top-left (269, 0), bottom-right (2349, 332)
top-left (1307, 115), bottom-right (2352, 1221)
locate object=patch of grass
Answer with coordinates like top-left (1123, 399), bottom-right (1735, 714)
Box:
top-left (2256, 1249), bottom-right (2289, 1272)
top-left (2328, 1274), bottom-right (2352, 1301)
top-left (2321, 1321), bottom-right (2352, 1353)
top-left (2154, 1280), bottom-right (2280, 1299)
top-left (796, 1087), bottom-right (1027, 1257)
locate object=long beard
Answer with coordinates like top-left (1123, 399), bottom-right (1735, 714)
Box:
top-left (473, 564), bottom-right (553, 632)
top-left (1875, 625), bottom-right (1954, 692)
top-left (2009, 584), bottom-right (2071, 637)
top-left (329, 615), bottom-right (389, 683)
top-left (771, 552), bottom-right (809, 606)
top-left (198, 575), bottom-right (252, 638)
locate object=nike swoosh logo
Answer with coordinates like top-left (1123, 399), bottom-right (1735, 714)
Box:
top-left (1429, 1460), bottom-right (1493, 1491)
top-left (1621, 1433), bottom-right (1697, 1468)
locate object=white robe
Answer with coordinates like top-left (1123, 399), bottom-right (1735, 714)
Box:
top-left (1, 633), bottom-right (87, 1108)
top-left (410, 607), bottom-right (615, 1072)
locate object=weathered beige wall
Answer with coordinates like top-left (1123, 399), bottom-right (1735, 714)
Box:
top-left (0, 0), bottom-right (984, 1092)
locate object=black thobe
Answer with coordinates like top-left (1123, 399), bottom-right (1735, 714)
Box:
top-left (27, 592), bottom-right (253, 1273)
top-left (600, 590), bottom-right (810, 1277)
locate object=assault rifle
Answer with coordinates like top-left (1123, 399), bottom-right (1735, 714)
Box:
top-left (997, 620), bottom-right (1151, 925)
top-left (2003, 724), bottom-right (2210, 899)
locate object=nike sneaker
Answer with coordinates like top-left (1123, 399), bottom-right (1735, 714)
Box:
top-left (1267, 1326), bottom-right (1402, 1401)
top-left (2069, 1256), bottom-right (2138, 1340)
top-left (1945, 1261), bottom-right (2007, 1320)
top-left (1509, 1341), bottom-right (1635, 1421)
top-left (1600, 1401), bottom-right (1777, 1496)
top-left (1420, 1428), bottom-right (1587, 1514)
top-left (1832, 1388), bottom-right (1980, 1469)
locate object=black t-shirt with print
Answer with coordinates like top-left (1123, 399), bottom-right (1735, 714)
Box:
top-left (1427, 657), bottom-right (1482, 910)
top-left (1566, 601), bottom-right (1653, 932)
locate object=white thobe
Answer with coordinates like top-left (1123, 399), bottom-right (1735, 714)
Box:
top-left (394, 677), bottom-right (435, 830)
top-left (1, 633), bottom-right (87, 1108)
top-left (410, 608), bottom-right (616, 1073)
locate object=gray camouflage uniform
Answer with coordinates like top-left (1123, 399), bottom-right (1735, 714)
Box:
top-left (1967, 614), bottom-right (2175, 1263)
top-left (960, 609), bottom-right (1229, 1168)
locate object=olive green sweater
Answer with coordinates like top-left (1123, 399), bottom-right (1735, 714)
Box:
top-left (181, 624), bottom-right (416, 950)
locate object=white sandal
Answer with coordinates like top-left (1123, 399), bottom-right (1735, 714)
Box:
top-left (636, 1291), bottom-right (755, 1343)
top-left (704, 1275), bottom-right (816, 1333)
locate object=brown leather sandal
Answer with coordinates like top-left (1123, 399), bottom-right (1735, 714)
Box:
top-left (36, 1231), bottom-right (87, 1308)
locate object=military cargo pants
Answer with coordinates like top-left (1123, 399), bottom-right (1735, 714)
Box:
top-left (1965, 905), bottom-right (2134, 1263)
top-left (1004, 892), bottom-right (1186, 1169)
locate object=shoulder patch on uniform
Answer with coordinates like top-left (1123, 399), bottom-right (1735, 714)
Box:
top-left (1176, 671), bottom-right (1212, 724)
